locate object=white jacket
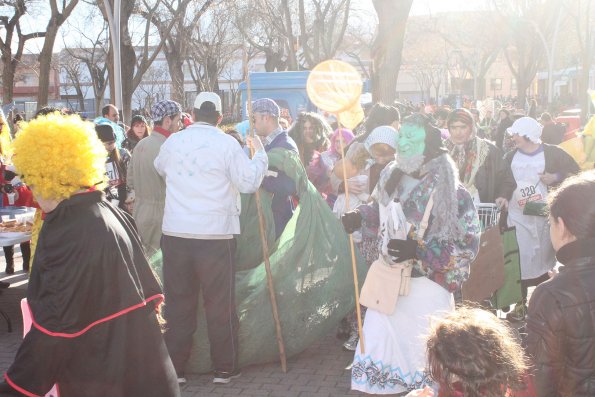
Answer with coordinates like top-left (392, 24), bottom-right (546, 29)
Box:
top-left (154, 122), bottom-right (268, 236)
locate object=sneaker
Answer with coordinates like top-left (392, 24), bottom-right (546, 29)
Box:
top-left (213, 370), bottom-right (241, 384)
top-left (0, 281), bottom-right (9, 289)
top-left (507, 302), bottom-right (527, 322)
top-left (177, 377), bottom-right (187, 386)
top-left (342, 331), bottom-right (358, 351)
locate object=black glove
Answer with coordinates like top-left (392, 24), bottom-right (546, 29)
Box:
top-left (341, 210), bottom-right (362, 234)
top-left (387, 238), bottom-right (418, 262)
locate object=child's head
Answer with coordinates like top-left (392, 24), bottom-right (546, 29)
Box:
top-left (427, 307), bottom-right (528, 397)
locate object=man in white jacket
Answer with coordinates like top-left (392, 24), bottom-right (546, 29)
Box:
top-left (154, 92), bottom-right (268, 385)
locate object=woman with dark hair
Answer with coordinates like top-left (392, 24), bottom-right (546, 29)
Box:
top-left (354, 103), bottom-right (401, 142)
top-left (122, 114), bottom-right (150, 152)
top-left (287, 111), bottom-right (331, 167)
top-left (526, 170), bottom-right (595, 397)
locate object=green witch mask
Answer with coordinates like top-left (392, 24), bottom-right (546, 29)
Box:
top-left (398, 123), bottom-right (425, 159)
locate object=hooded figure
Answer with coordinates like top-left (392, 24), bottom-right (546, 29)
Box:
top-left (0, 114), bottom-right (180, 397)
top-left (342, 113), bottom-right (480, 395)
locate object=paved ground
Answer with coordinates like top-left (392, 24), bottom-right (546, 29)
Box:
top-left (0, 252), bottom-right (371, 397)
top-left (0, 252), bottom-right (528, 397)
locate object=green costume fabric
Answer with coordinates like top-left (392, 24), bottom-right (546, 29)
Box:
top-left (153, 148), bottom-right (366, 373)
top-left (491, 226), bottom-right (523, 310)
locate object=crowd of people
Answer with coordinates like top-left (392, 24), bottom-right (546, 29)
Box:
top-left (0, 92), bottom-right (593, 397)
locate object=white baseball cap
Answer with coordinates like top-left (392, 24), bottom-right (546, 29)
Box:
top-left (194, 92), bottom-right (222, 112)
top-left (507, 116), bottom-right (543, 144)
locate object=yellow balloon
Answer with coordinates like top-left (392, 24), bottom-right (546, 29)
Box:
top-left (307, 60), bottom-right (363, 114)
top-left (338, 102), bottom-right (365, 130)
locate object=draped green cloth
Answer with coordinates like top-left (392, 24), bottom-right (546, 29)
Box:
top-left (491, 226), bottom-right (523, 310)
top-left (151, 148), bottom-right (366, 373)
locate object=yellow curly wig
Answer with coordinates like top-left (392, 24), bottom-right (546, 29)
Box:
top-left (12, 114), bottom-right (107, 200)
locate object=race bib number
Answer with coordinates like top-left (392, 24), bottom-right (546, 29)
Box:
top-left (105, 161), bottom-right (121, 186)
top-left (514, 180), bottom-right (543, 208)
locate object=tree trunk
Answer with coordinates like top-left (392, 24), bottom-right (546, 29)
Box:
top-left (37, 23), bottom-right (60, 109)
top-left (371, 0), bottom-right (413, 104)
top-left (120, 40), bottom-right (136, 123)
top-left (37, 0), bottom-right (79, 110)
top-left (1, 56), bottom-right (16, 106)
top-left (75, 84), bottom-right (86, 111)
top-left (164, 45), bottom-right (186, 106)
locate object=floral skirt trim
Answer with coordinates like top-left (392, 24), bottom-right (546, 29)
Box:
top-left (351, 355), bottom-right (433, 393)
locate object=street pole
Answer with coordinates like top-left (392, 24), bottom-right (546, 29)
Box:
top-left (103, 0), bottom-right (123, 117)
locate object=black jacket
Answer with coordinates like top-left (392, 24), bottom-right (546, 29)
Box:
top-left (526, 238), bottom-right (595, 397)
top-left (473, 138), bottom-right (504, 203)
top-left (0, 191), bottom-right (179, 397)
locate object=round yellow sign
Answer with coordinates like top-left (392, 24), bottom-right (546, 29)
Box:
top-left (306, 60), bottom-right (363, 114)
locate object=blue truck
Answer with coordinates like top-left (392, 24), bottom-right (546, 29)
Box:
top-left (239, 71), bottom-right (317, 123)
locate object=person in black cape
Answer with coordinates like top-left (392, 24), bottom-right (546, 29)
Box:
top-left (0, 114), bottom-right (180, 397)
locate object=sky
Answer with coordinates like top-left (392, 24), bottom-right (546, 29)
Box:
top-left (2, 0), bottom-right (490, 54)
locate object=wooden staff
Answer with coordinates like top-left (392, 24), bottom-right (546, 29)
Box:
top-left (334, 113), bottom-right (365, 354)
top-left (243, 43), bottom-right (287, 373)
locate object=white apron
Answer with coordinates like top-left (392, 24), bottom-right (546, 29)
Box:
top-left (507, 150), bottom-right (556, 280)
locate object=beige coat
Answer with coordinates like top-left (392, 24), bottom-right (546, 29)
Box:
top-left (127, 132), bottom-right (167, 256)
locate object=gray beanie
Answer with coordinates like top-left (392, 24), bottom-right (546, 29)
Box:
top-left (364, 125), bottom-right (398, 152)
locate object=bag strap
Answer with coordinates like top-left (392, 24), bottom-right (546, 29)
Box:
top-left (416, 191), bottom-right (434, 239)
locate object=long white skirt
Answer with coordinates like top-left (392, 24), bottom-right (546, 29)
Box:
top-left (351, 277), bottom-right (454, 394)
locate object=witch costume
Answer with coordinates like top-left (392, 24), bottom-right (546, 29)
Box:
top-left (345, 114), bottom-right (481, 394)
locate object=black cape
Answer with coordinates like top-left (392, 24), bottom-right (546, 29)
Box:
top-left (1, 191), bottom-right (180, 397)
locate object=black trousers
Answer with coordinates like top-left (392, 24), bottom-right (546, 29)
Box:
top-left (161, 235), bottom-right (239, 376)
top-left (3, 242), bottom-right (31, 268)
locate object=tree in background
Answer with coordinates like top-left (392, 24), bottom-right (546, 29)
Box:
top-left (186, 3), bottom-right (239, 99)
top-left (141, 0), bottom-right (214, 106)
top-left (0, 0), bottom-right (46, 105)
top-left (235, 0), bottom-right (352, 71)
top-left (566, 0), bottom-right (593, 121)
top-left (37, 0), bottom-right (80, 110)
top-left (494, 0), bottom-right (562, 107)
top-left (61, 10), bottom-right (110, 117)
top-left (371, 0), bottom-right (413, 104)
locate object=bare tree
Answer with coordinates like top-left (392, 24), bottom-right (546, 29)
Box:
top-left (36, 0), bottom-right (80, 109)
top-left (402, 16), bottom-right (450, 102)
top-left (186, 4), bottom-right (240, 103)
top-left (98, 0), bottom-right (181, 123)
top-left (133, 62), bottom-right (169, 111)
top-left (60, 50), bottom-right (88, 111)
top-left (493, 0), bottom-right (562, 106)
top-left (297, 0), bottom-right (351, 68)
top-left (566, 0), bottom-right (593, 121)
top-left (234, 0), bottom-right (352, 71)
top-left (437, 11), bottom-right (505, 99)
top-left (139, 0), bottom-right (213, 105)
top-left (62, 14), bottom-right (110, 115)
top-left (0, 0), bottom-right (46, 105)
top-left (371, 0), bottom-right (414, 103)
top-left (341, 3), bottom-right (376, 79)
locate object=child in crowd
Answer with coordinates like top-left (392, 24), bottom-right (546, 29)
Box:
top-left (406, 307), bottom-right (532, 397)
